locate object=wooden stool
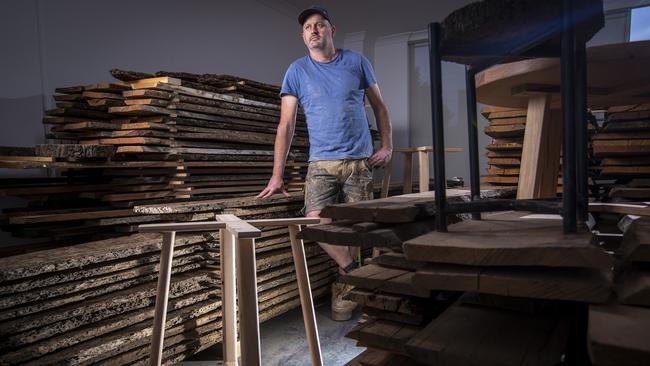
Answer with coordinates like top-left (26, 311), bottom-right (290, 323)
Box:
top-left (139, 216), bottom-right (323, 366)
top-left (380, 146), bottom-right (463, 198)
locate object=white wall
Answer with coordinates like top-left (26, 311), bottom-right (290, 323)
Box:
top-left (0, 1), bottom-right (46, 150)
top-left (0, 0), bottom-right (307, 153)
top-left (0, 0), bottom-right (311, 245)
top-left (407, 42), bottom-right (491, 182)
top-left (370, 0), bottom-right (650, 186)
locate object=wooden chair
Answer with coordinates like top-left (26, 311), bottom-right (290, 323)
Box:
top-left (139, 215), bottom-right (323, 366)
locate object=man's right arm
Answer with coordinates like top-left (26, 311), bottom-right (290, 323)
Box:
top-left (257, 95), bottom-right (299, 198)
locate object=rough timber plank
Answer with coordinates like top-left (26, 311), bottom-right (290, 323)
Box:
top-left (300, 219), bottom-right (436, 248)
top-left (340, 264), bottom-right (430, 298)
top-left (356, 348), bottom-right (424, 366)
top-left (319, 195), bottom-right (433, 223)
top-left (109, 104), bottom-right (172, 116)
top-left (403, 214), bottom-right (612, 269)
top-left (405, 303), bottom-right (568, 366)
top-left (0, 233), bottom-right (212, 281)
top-left (134, 192), bottom-right (304, 214)
top-left (415, 264), bottom-right (611, 303)
top-left (320, 189), bottom-right (510, 223)
top-left (617, 269), bottom-right (650, 307)
top-left (593, 139), bottom-right (650, 157)
top-left (34, 144), bottom-right (116, 159)
top-left (347, 318), bottom-right (421, 356)
top-left (619, 217), bottom-right (650, 262)
top-left (0, 253), bottom-right (206, 314)
top-left (344, 288), bottom-right (426, 316)
top-left (484, 124), bottom-right (525, 138)
top-left (590, 202), bottom-right (650, 217)
top-left (0, 272), bottom-right (216, 345)
top-left (588, 304), bottom-right (650, 366)
top-left (1, 288), bottom-right (219, 364)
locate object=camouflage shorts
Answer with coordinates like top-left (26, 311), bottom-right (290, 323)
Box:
top-left (304, 159), bottom-right (374, 214)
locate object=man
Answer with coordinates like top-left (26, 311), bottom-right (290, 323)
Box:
top-left (257, 6), bottom-right (392, 321)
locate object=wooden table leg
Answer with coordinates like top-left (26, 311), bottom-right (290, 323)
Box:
top-left (150, 231), bottom-right (176, 366)
top-left (418, 150), bottom-right (430, 193)
top-left (288, 224), bottom-right (323, 366)
top-left (220, 229), bottom-right (238, 366)
top-left (236, 237), bottom-right (261, 366)
top-left (517, 94), bottom-right (562, 199)
top-left (403, 152), bottom-right (413, 194)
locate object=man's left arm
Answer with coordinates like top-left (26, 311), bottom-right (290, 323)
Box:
top-left (365, 84), bottom-right (392, 167)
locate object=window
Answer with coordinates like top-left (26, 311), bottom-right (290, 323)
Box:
top-left (630, 5), bottom-right (650, 41)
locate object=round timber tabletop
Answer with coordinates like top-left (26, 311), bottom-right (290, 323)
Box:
top-left (475, 40), bottom-right (650, 110)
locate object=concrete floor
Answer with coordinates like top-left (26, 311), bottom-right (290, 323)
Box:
top-left (179, 299), bottom-right (365, 366)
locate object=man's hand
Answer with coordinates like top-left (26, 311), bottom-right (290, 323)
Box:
top-left (257, 176), bottom-right (290, 199)
top-left (368, 146), bottom-right (392, 168)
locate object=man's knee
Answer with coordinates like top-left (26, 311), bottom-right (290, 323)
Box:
top-left (305, 210), bottom-right (332, 224)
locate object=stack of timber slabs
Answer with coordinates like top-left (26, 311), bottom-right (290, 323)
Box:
top-left (588, 216), bottom-right (650, 365)
top-left (44, 74), bottom-right (309, 200)
top-left (0, 227), bottom-right (337, 365)
top-left (594, 104), bottom-right (650, 186)
top-left (0, 194), bottom-right (337, 364)
top-left (481, 106), bottom-right (564, 194)
top-left (0, 72), bottom-right (338, 364)
top-left (0, 72), bottom-right (309, 245)
top-left (111, 68), bottom-right (287, 105)
top-left (482, 106), bottom-right (527, 186)
top-left (303, 193), bottom-right (616, 366)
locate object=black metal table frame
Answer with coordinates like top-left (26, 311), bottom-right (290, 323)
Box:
top-left (428, 0), bottom-right (590, 233)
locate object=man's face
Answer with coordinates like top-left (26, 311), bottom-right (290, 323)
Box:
top-left (302, 14), bottom-right (335, 50)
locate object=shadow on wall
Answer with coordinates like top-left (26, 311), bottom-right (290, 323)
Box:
top-left (0, 95), bottom-right (47, 178)
top-left (0, 95), bottom-right (49, 247)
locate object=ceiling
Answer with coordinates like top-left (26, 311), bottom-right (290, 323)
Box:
top-left (260, 0), bottom-right (475, 41)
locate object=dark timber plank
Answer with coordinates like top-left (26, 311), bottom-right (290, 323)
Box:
top-left (588, 304), bottom-right (650, 366)
top-left (415, 264), bottom-right (611, 303)
top-left (403, 213), bottom-right (612, 269)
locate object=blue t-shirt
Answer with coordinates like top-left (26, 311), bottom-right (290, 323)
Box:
top-left (280, 49), bottom-right (376, 161)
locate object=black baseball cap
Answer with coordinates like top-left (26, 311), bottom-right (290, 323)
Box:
top-left (298, 5), bottom-right (332, 25)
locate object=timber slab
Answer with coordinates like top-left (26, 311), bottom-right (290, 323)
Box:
top-left (619, 217), bottom-right (650, 262)
top-left (414, 263), bottom-right (612, 303)
top-left (403, 212), bottom-right (612, 269)
top-left (588, 304), bottom-right (650, 366)
top-left (320, 188), bottom-right (513, 223)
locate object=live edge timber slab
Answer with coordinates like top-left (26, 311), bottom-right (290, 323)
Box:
top-left (403, 212), bottom-right (612, 269)
top-left (588, 304), bottom-right (650, 366)
top-left (619, 217), bottom-right (650, 262)
top-left (299, 219), bottom-right (437, 249)
top-left (319, 188), bottom-right (514, 223)
top-left (414, 263), bottom-right (612, 303)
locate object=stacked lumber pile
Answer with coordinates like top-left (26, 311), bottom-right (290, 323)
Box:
top-left (482, 106), bottom-right (602, 195)
top-left (0, 226), bottom-right (336, 365)
top-left (301, 191), bottom-right (630, 366)
top-left (0, 71), bottom-right (309, 246)
top-left (481, 106), bottom-right (528, 187)
top-left (594, 104), bottom-right (650, 199)
top-left (43, 71), bottom-right (309, 199)
top-left (0, 70), bottom-right (340, 364)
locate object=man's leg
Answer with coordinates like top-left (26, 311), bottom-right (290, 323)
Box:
top-left (304, 161), bottom-right (357, 275)
top-left (338, 159), bottom-right (374, 265)
top-left (305, 210), bottom-right (356, 275)
top-left (304, 160), bottom-right (359, 321)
